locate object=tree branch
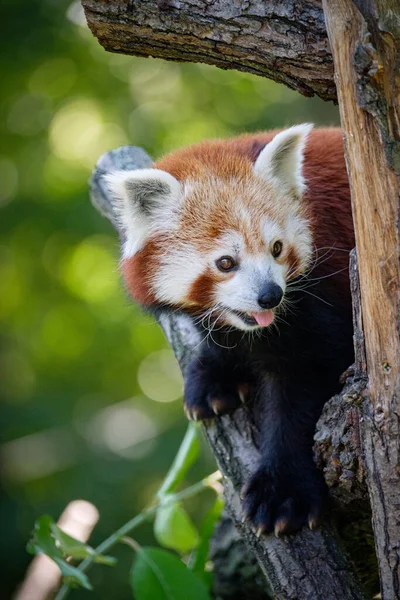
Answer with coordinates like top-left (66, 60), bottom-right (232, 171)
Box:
top-left (81, 0), bottom-right (337, 102)
top-left (90, 145), bottom-right (368, 600)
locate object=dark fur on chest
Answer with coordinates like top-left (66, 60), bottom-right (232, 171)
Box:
top-left (199, 280), bottom-right (353, 394)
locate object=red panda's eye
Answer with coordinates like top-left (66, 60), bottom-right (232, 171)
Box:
top-left (272, 240), bottom-right (283, 258)
top-left (216, 256), bottom-right (237, 272)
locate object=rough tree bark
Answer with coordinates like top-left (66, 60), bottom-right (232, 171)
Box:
top-left (323, 2), bottom-right (400, 599)
top-left (81, 0), bottom-right (336, 101)
top-left (83, 0), bottom-right (400, 598)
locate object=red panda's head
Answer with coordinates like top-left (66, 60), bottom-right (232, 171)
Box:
top-left (106, 125), bottom-right (313, 331)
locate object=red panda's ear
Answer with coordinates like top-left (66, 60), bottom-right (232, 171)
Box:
top-left (105, 169), bottom-right (182, 257)
top-left (254, 124), bottom-right (313, 198)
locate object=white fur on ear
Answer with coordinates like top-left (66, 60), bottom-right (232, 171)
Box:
top-left (105, 169), bottom-right (182, 257)
top-left (254, 124), bottom-right (313, 198)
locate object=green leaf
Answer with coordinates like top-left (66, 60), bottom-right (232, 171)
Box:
top-left (157, 423), bottom-right (200, 498)
top-left (50, 523), bottom-right (117, 565)
top-left (27, 515), bottom-right (63, 559)
top-left (189, 496), bottom-right (224, 584)
top-left (27, 514), bottom-right (116, 592)
top-left (50, 523), bottom-right (93, 559)
top-left (130, 547), bottom-right (211, 600)
top-left (52, 558), bottom-right (93, 590)
top-left (154, 501), bottom-right (199, 554)
top-left (27, 516), bottom-right (93, 589)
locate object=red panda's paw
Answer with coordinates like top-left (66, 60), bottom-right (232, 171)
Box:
top-left (183, 379), bottom-right (249, 421)
top-left (241, 463), bottom-right (328, 537)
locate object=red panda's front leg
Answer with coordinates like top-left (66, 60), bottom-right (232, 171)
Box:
top-left (183, 350), bottom-right (252, 421)
top-left (242, 375), bottom-right (329, 536)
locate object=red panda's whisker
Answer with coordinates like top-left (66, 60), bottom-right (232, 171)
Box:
top-left (204, 306), bottom-right (241, 349)
top-left (312, 245), bottom-right (350, 253)
top-left (286, 277), bottom-right (321, 292)
top-left (303, 266), bottom-right (349, 282)
top-left (192, 306), bottom-right (223, 349)
top-left (303, 245), bottom-right (350, 279)
top-left (306, 248), bottom-right (337, 272)
top-left (293, 249), bottom-right (339, 283)
top-left (288, 287), bottom-right (334, 307)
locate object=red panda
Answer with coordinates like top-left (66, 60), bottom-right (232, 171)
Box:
top-left (106, 126), bottom-right (354, 536)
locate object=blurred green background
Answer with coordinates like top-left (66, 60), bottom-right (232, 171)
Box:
top-left (1, 1), bottom-right (339, 598)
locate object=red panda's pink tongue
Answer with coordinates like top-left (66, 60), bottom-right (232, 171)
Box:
top-left (251, 310), bottom-right (274, 327)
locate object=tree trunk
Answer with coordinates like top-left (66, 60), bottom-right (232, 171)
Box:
top-left (81, 0), bottom-right (336, 101)
top-left (322, 2), bottom-right (400, 598)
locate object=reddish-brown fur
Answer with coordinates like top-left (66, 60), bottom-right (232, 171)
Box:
top-left (287, 246), bottom-right (301, 279)
top-left (123, 128), bottom-right (353, 307)
top-left (187, 270), bottom-right (216, 306)
top-left (122, 239), bottom-right (163, 305)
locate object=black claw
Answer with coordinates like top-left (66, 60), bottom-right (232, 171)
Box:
top-left (184, 376), bottom-right (245, 422)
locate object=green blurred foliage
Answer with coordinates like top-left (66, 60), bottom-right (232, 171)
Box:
top-left (0, 0), bottom-right (339, 597)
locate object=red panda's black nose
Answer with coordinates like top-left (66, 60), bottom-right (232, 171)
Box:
top-left (258, 282), bottom-right (283, 309)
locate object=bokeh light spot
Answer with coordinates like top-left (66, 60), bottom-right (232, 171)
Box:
top-left (49, 99), bottom-right (128, 168)
top-left (42, 154), bottom-right (86, 200)
top-left (1, 428), bottom-right (77, 483)
top-left (129, 63), bottom-right (182, 104)
top-left (138, 350), bottom-right (183, 403)
top-left (62, 237), bottom-right (118, 303)
top-left (85, 400), bottom-right (158, 459)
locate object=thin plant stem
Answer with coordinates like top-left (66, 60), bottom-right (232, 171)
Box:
top-left (121, 536), bottom-right (142, 552)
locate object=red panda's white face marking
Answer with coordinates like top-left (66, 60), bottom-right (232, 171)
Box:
top-left (107, 125), bottom-right (313, 331)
